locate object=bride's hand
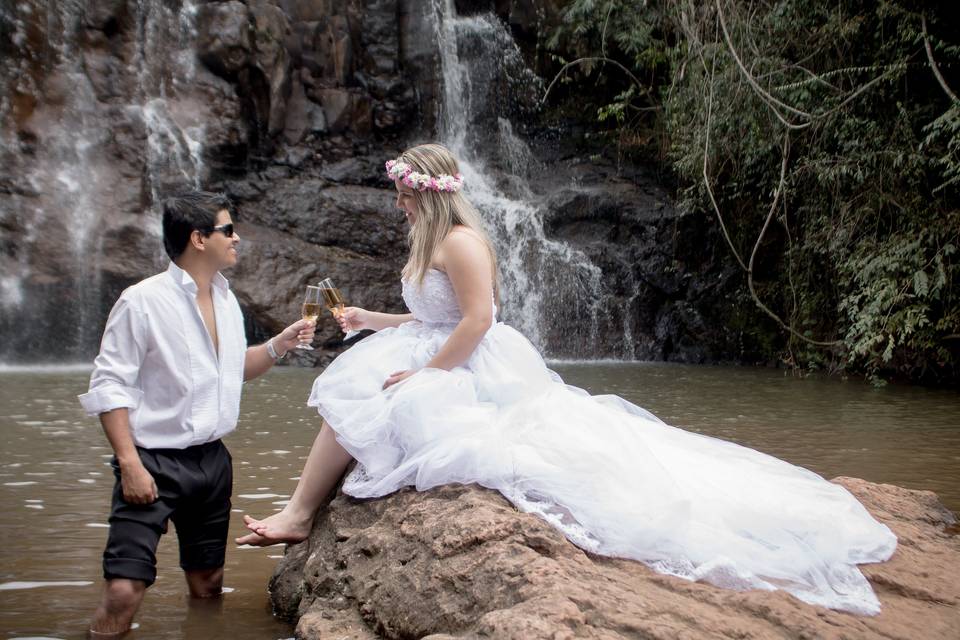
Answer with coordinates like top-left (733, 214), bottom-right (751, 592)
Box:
top-left (383, 369), bottom-right (416, 390)
top-left (339, 307), bottom-right (368, 333)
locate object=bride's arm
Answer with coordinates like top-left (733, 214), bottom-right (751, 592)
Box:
top-left (339, 308), bottom-right (413, 332)
top-left (381, 232), bottom-right (493, 389)
top-left (423, 232), bottom-right (494, 370)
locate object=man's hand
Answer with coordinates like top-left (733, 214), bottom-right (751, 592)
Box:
top-left (383, 369), bottom-right (417, 390)
top-left (276, 319), bottom-right (316, 353)
top-left (119, 459), bottom-right (158, 504)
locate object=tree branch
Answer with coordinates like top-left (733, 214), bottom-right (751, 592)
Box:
top-left (716, 0), bottom-right (813, 129)
top-left (745, 133), bottom-right (842, 346)
top-left (702, 44), bottom-right (747, 271)
top-left (541, 56), bottom-right (648, 107)
top-left (702, 40), bottom-right (840, 347)
top-left (922, 14), bottom-right (959, 104)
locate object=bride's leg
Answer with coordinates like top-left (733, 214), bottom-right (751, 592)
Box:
top-left (235, 420), bottom-right (353, 546)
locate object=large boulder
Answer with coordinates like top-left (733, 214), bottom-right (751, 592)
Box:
top-left (238, 179), bottom-right (406, 258)
top-left (270, 479), bottom-right (959, 639)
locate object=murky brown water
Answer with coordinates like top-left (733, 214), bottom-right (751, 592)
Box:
top-left (1, 363), bottom-right (958, 639)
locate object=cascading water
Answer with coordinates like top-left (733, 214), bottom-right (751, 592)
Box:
top-left (135, 1), bottom-right (206, 201)
top-left (0, 1), bottom-right (204, 363)
top-left (430, 1), bottom-right (617, 359)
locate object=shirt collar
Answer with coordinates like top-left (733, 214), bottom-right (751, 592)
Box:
top-left (166, 262), bottom-right (230, 295)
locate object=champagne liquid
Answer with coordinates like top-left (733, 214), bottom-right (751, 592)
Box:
top-left (301, 302), bottom-right (321, 322)
top-left (321, 287), bottom-right (345, 317)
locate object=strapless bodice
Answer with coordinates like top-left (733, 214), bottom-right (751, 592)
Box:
top-left (401, 269), bottom-right (496, 325)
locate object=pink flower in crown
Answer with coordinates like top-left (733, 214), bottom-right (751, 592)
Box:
top-left (385, 160), bottom-right (410, 181)
top-left (384, 158), bottom-right (464, 193)
top-left (436, 174), bottom-right (461, 192)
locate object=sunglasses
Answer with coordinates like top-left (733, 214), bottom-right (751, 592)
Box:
top-left (208, 223), bottom-right (235, 237)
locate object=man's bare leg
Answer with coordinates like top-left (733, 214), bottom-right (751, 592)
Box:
top-left (236, 420), bottom-right (352, 546)
top-left (185, 566), bottom-right (223, 599)
top-left (88, 578), bottom-right (146, 638)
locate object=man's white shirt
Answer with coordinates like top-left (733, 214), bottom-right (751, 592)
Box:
top-left (79, 262), bottom-right (247, 449)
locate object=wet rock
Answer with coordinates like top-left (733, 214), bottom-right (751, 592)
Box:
top-left (276, 0), bottom-right (335, 23)
top-left (178, 66), bottom-right (249, 175)
top-left (244, 181), bottom-right (405, 258)
top-left (314, 88), bottom-right (372, 134)
top-left (229, 221), bottom-right (407, 352)
top-left (83, 0), bottom-right (128, 33)
top-left (197, 1), bottom-right (252, 79)
top-left (283, 79), bottom-right (327, 145)
top-left (320, 156), bottom-right (385, 186)
top-left (250, 0), bottom-right (292, 137)
top-left (83, 48), bottom-right (124, 101)
top-left (314, 14), bottom-right (353, 84)
top-left (278, 145), bottom-right (314, 169)
top-left (398, 0), bottom-right (443, 133)
top-left (271, 480), bottom-right (959, 639)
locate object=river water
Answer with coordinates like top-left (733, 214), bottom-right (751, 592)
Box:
top-left (1, 363), bottom-right (958, 639)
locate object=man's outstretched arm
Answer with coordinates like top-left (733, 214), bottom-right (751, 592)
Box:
top-left (243, 319), bottom-right (315, 381)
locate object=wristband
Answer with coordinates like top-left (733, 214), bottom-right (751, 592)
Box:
top-left (266, 337), bottom-right (287, 360)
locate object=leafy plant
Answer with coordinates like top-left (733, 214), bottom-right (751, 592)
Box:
top-left (546, 0), bottom-right (960, 384)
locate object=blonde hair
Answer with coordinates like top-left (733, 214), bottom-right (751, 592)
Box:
top-left (398, 143), bottom-right (499, 302)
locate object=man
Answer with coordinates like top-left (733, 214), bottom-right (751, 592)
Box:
top-left (78, 191), bottom-right (314, 637)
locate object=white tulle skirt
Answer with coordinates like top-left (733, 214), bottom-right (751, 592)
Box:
top-left (308, 320), bottom-right (897, 614)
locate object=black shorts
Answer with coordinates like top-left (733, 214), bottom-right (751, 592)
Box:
top-left (103, 439), bottom-right (233, 586)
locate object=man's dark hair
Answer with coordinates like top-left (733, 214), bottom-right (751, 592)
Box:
top-left (161, 191), bottom-right (235, 260)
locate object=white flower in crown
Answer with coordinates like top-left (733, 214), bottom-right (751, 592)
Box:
top-left (403, 172), bottom-right (427, 190)
top-left (384, 158), bottom-right (464, 192)
top-left (436, 174), bottom-right (457, 191)
top-left (386, 160), bottom-right (410, 180)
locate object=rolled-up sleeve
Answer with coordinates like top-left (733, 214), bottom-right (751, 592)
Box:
top-left (78, 296), bottom-right (147, 416)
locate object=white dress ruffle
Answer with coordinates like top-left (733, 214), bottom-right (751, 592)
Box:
top-left (308, 269), bottom-right (896, 615)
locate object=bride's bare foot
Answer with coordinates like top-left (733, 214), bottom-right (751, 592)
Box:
top-left (234, 511), bottom-right (312, 546)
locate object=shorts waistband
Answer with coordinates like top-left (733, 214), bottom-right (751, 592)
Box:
top-left (136, 439), bottom-right (223, 457)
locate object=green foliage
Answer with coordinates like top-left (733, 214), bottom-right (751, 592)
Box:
top-left (547, 0), bottom-right (673, 153)
top-left (548, 0), bottom-right (960, 384)
top-left (838, 222), bottom-right (959, 383)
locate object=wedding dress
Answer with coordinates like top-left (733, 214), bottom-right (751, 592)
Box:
top-left (308, 268), bottom-right (896, 614)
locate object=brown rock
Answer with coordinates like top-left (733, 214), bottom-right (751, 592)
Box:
top-left (241, 180), bottom-right (406, 259)
top-left (270, 479), bottom-right (959, 639)
top-left (250, 0), bottom-right (292, 137)
top-left (316, 88), bottom-right (372, 134)
top-left (196, 1), bottom-right (252, 78)
top-left (192, 67), bottom-right (248, 171)
top-left (284, 80), bottom-right (326, 145)
top-left (228, 220), bottom-right (404, 361)
top-left (82, 0), bottom-right (128, 31)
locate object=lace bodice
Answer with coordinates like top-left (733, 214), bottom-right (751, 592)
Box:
top-left (402, 269), bottom-right (496, 325)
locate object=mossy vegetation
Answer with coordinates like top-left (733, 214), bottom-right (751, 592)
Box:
top-left (546, 0), bottom-right (959, 385)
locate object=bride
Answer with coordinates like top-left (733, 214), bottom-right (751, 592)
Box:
top-left (237, 143), bottom-right (896, 615)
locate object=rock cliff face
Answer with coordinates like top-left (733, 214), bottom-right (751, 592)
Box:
top-left (269, 479), bottom-right (959, 639)
top-left (0, 0), bottom-right (432, 363)
top-left (0, 0), bottom-right (745, 366)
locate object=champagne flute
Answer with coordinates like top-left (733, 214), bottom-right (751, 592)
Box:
top-left (319, 277), bottom-right (359, 340)
top-left (297, 285), bottom-right (322, 350)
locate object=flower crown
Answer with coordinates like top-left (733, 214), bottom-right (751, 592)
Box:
top-left (385, 159), bottom-right (464, 193)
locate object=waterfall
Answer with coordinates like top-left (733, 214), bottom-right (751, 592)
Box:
top-left (430, 1), bottom-right (616, 359)
top-left (135, 0), bottom-right (206, 203)
top-left (0, 1), bottom-right (204, 363)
